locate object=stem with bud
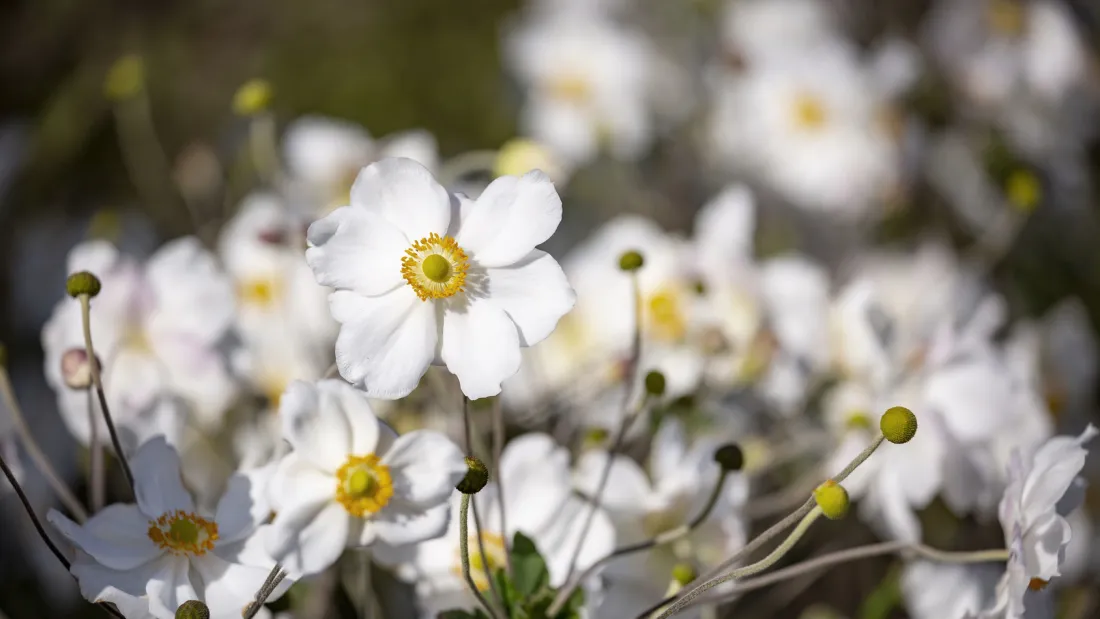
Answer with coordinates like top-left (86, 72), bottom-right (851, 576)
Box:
top-left (459, 493), bottom-right (502, 619)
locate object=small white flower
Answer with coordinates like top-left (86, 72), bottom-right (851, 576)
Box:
top-left (901, 560), bottom-right (1000, 619)
top-left (720, 0), bottom-right (837, 63)
top-left (42, 238), bottom-right (238, 449)
top-left (306, 157), bottom-right (575, 400)
top-left (48, 438), bottom-right (285, 619)
top-left (375, 433), bottom-right (615, 618)
top-left (265, 379), bottom-right (466, 577)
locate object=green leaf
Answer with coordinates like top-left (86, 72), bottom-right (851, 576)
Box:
top-left (858, 564), bottom-right (901, 619)
top-left (511, 532), bottom-right (550, 596)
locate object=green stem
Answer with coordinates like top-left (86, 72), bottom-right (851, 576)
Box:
top-left (460, 494), bottom-right (502, 619)
top-left (79, 295), bottom-right (135, 493)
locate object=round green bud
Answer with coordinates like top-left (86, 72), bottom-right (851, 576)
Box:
top-left (456, 456), bottom-right (489, 494)
top-left (880, 406), bottom-right (918, 444)
top-left (175, 600), bottom-right (210, 619)
top-left (713, 443), bottom-right (744, 472)
top-left (813, 480), bottom-right (850, 520)
top-left (644, 370), bottom-right (666, 397)
top-left (66, 271), bottom-right (102, 298)
top-left (671, 562), bottom-right (695, 587)
top-left (104, 55), bottom-right (145, 101)
top-left (232, 78), bottom-right (273, 116)
top-left (618, 250), bottom-right (644, 272)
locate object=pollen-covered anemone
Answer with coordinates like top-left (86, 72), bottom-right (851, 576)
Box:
top-left (306, 157), bottom-right (575, 400)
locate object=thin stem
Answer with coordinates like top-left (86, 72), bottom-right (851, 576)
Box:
top-left (242, 564), bottom-right (287, 619)
top-left (490, 397), bottom-right (513, 579)
top-left (460, 494), bottom-right (502, 619)
top-left (834, 434), bottom-right (885, 483)
top-left (0, 448), bottom-right (71, 570)
top-left (88, 389), bottom-right (104, 512)
top-left (0, 368), bottom-right (87, 521)
top-left (653, 507), bottom-right (824, 619)
top-left (79, 295), bottom-right (135, 493)
top-left (462, 396), bottom-right (505, 614)
top-left (561, 273), bottom-right (643, 584)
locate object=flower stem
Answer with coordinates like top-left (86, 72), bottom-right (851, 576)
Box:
top-left (460, 494), bottom-right (502, 619)
top-left (88, 389), bottom-right (105, 512)
top-left (78, 295), bottom-right (135, 494)
top-left (490, 397), bottom-right (513, 579)
top-left (0, 448), bottom-right (71, 571)
top-left (0, 367), bottom-right (87, 521)
top-left (242, 564), bottom-right (287, 619)
top-left (653, 507), bottom-right (824, 619)
top-left (463, 396), bottom-right (506, 614)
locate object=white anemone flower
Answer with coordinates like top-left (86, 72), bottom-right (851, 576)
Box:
top-left (901, 560), bottom-right (999, 619)
top-left (265, 379), bottom-right (466, 577)
top-left (719, 0), bottom-right (837, 63)
top-left (41, 238), bottom-right (238, 449)
top-left (375, 433), bottom-right (615, 618)
top-left (306, 157), bottom-right (575, 400)
top-left (48, 437), bottom-right (286, 619)
top-left (282, 115), bottom-right (439, 215)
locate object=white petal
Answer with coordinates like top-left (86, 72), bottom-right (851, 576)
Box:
top-left (49, 506), bottom-right (162, 571)
top-left (323, 379), bottom-right (381, 456)
top-left (456, 170), bottom-right (562, 268)
top-left (538, 496), bottom-right (617, 586)
top-left (131, 436), bottom-right (195, 517)
top-left (305, 206), bottom-right (407, 296)
top-left (381, 431), bottom-right (466, 508)
top-left (1021, 512), bottom-right (1071, 581)
top-left (693, 184), bottom-right (755, 270)
top-left (145, 236), bottom-right (236, 344)
top-left (349, 158), bottom-right (451, 241)
top-left (267, 500), bottom-right (351, 578)
top-left (215, 465), bottom-right (276, 545)
top-left (499, 433), bottom-right (573, 534)
top-left (484, 250), bottom-right (575, 347)
top-left (279, 380), bottom-right (352, 473)
top-left (267, 452), bottom-right (335, 513)
top-left (1022, 425), bottom-right (1098, 524)
top-left (145, 555), bottom-right (197, 619)
top-left (573, 451), bottom-right (652, 515)
top-left (71, 563), bottom-right (159, 618)
top-left (378, 129), bottom-right (439, 172)
top-left (441, 296), bottom-right (521, 399)
top-left (366, 501), bottom-right (452, 547)
top-left (330, 288), bottom-right (438, 399)
top-left (193, 552), bottom-right (284, 615)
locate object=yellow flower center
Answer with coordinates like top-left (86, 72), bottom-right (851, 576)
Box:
top-left (792, 93), bottom-right (827, 131)
top-left (401, 233), bottom-right (470, 301)
top-left (452, 532), bottom-right (508, 591)
top-left (335, 454), bottom-right (394, 517)
top-left (647, 288), bottom-right (687, 342)
top-left (547, 73), bottom-right (592, 103)
top-left (238, 277), bottom-right (280, 307)
top-left (1005, 169), bottom-right (1041, 213)
top-left (1028, 577), bottom-right (1049, 591)
top-left (121, 326), bottom-right (153, 354)
top-left (147, 510), bottom-right (219, 556)
top-left (845, 410), bottom-right (873, 431)
top-left (988, 0), bottom-right (1026, 37)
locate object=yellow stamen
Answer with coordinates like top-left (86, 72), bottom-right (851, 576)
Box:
top-left (547, 74), bottom-right (592, 103)
top-left (335, 454), bottom-right (394, 517)
top-left (1028, 578), bottom-right (1049, 591)
top-left (451, 532), bottom-right (508, 591)
top-left (792, 93), bottom-right (827, 131)
top-left (401, 233), bottom-right (470, 301)
top-left (238, 277), bottom-right (280, 307)
top-left (988, 0), bottom-right (1026, 37)
top-left (147, 510), bottom-right (219, 556)
top-left (1005, 169), bottom-right (1041, 213)
top-left (647, 288), bottom-right (687, 342)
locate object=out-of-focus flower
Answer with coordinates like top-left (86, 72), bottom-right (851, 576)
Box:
top-left (42, 239), bottom-right (238, 450)
top-left (719, 0), bottom-right (837, 64)
top-left (375, 433), bottom-right (615, 618)
top-left (282, 116), bottom-right (439, 215)
top-left (265, 380), bottom-right (466, 577)
top-left (902, 560), bottom-right (1000, 619)
top-left (48, 438), bottom-right (286, 619)
top-left (307, 158), bottom-right (574, 400)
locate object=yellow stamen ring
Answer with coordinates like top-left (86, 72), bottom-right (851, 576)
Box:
top-left (335, 454), bottom-right (394, 517)
top-left (401, 233), bottom-right (469, 301)
top-left (147, 510), bottom-right (219, 556)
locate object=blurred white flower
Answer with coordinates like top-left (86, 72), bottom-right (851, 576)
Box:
top-left (375, 433), bottom-right (615, 618)
top-left (48, 437), bottom-right (285, 619)
top-left (720, 0), bottom-right (836, 63)
top-left (575, 419), bottom-right (747, 617)
top-left (42, 238), bottom-right (238, 450)
top-left (282, 115), bottom-right (439, 215)
top-left (902, 560), bottom-right (999, 619)
top-left (505, 10), bottom-right (663, 164)
top-left (307, 157), bottom-right (574, 400)
top-left (265, 379), bottom-right (466, 577)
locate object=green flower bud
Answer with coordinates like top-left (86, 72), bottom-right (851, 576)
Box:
top-left (66, 271), bottom-right (102, 298)
top-left (618, 250), bottom-right (644, 272)
top-left (456, 456), bottom-right (489, 494)
top-left (175, 600), bottom-right (209, 619)
top-left (713, 443), bottom-right (744, 472)
top-left (104, 55), bottom-right (145, 101)
top-left (644, 370), bottom-right (666, 397)
top-left (671, 563), bottom-right (695, 587)
top-left (880, 406), bottom-right (918, 444)
top-left (813, 480), bottom-right (850, 520)
top-left (233, 79), bottom-right (273, 116)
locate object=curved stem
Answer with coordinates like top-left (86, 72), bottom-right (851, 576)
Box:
top-left (490, 397), bottom-right (513, 579)
top-left (79, 295), bottom-right (135, 493)
top-left (460, 494), bottom-right (502, 619)
top-left (0, 449), bottom-right (71, 570)
top-left (0, 368), bottom-right (87, 521)
top-left (653, 507), bottom-right (824, 619)
top-left (88, 389), bottom-right (104, 512)
top-left (462, 396), bottom-right (505, 614)
top-left (243, 564), bottom-right (288, 619)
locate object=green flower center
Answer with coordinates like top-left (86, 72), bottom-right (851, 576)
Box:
top-left (422, 254), bottom-right (452, 283)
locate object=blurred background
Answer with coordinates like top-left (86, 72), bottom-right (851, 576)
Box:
top-left (3, 0), bottom-right (1100, 618)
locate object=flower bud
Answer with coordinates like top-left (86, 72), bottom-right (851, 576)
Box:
top-left (813, 480), bottom-right (849, 520)
top-left (456, 456), bottom-right (489, 494)
top-left (644, 370), bottom-right (666, 397)
top-left (233, 79), bottom-right (273, 116)
top-left (713, 443), bottom-right (744, 472)
top-left (61, 348), bottom-right (100, 390)
top-left (618, 250), bottom-right (644, 272)
top-left (880, 406), bottom-right (917, 444)
top-left (494, 138), bottom-right (563, 180)
top-left (66, 271), bottom-right (102, 298)
top-left (671, 562), bottom-right (695, 587)
top-left (175, 600), bottom-right (209, 619)
top-left (104, 55), bottom-right (145, 101)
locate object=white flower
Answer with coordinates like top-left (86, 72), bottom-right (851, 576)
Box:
top-left (901, 560), bottom-right (999, 619)
top-left (504, 11), bottom-right (662, 164)
top-left (720, 0), bottom-right (837, 63)
top-left (306, 157), bottom-right (575, 400)
top-left (575, 420), bottom-right (747, 617)
top-left (265, 379), bottom-right (466, 577)
top-left (375, 433), bottom-right (615, 618)
top-left (42, 238), bottom-right (238, 449)
top-left (283, 115), bottom-right (439, 215)
top-left (48, 438), bottom-right (285, 619)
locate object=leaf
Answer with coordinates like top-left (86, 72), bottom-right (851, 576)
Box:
top-left (858, 564), bottom-right (901, 619)
top-left (511, 531), bottom-right (550, 596)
